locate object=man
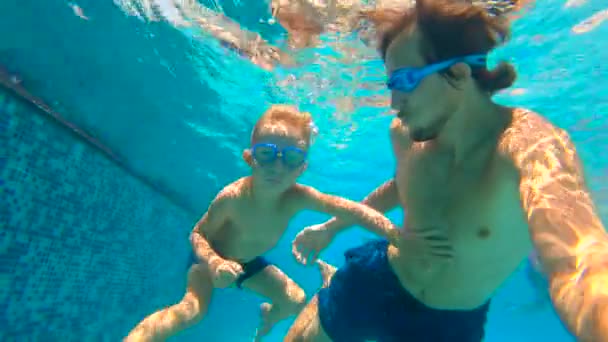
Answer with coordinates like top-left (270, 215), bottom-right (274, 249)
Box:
top-left (284, 0), bottom-right (608, 341)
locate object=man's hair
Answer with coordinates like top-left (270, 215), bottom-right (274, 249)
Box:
top-left (365, 0), bottom-right (525, 93)
top-left (252, 105), bottom-right (315, 142)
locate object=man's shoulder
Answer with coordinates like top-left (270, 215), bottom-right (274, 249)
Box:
top-left (498, 108), bottom-right (571, 163)
top-left (502, 107), bottom-right (564, 141)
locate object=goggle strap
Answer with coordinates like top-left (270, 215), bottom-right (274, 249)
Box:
top-left (462, 54), bottom-right (488, 66)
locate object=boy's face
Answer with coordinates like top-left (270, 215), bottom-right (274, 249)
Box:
top-left (244, 124), bottom-right (309, 191)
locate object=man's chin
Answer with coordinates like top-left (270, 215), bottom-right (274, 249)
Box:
top-left (409, 115), bottom-right (450, 142)
top-left (410, 128), bottom-right (438, 142)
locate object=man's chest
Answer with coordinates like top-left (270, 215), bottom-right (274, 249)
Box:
top-left (395, 146), bottom-right (530, 247)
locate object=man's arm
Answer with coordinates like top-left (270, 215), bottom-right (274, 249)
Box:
top-left (190, 190), bottom-right (234, 269)
top-left (503, 111), bottom-right (608, 340)
top-left (297, 185), bottom-right (400, 244)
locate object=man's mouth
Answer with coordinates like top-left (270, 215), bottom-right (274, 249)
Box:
top-left (396, 110), bottom-right (409, 121)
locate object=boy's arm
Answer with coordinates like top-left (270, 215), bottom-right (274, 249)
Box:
top-left (297, 185), bottom-right (400, 244)
top-left (322, 179), bottom-right (399, 235)
top-left (323, 118), bottom-right (407, 234)
top-left (190, 191), bottom-right (234, 268)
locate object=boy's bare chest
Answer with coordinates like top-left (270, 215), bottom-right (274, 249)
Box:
top-left (214, 205), bottom-right (295, 260)
top-left (230, 205), bottom-right (294, 241)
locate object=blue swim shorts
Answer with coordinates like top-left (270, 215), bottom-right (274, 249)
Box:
top-left (318, 239), bottom-right (490, 342)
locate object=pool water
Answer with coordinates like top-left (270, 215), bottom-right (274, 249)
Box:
top-left (0, 0), bottom-right (606, 341)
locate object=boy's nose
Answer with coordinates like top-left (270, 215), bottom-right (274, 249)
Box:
top-left (271, 158), bottom-right (285, 171)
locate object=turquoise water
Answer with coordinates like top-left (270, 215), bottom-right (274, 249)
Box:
top-left (1, 0), bottom-right (606, 340)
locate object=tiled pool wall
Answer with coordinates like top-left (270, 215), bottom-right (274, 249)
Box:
top-left (0, 89), bottom-right (197, 340)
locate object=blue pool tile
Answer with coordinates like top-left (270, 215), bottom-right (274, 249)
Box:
top-left (1, 89), bottom-right (196, 339)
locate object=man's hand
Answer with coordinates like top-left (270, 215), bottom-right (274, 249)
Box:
top-left (209, 257), bottom-right (244, 288)
top-left (399, 225), bottom-right (454, 260)
top-left (292, 224), bottom-right (337, 265)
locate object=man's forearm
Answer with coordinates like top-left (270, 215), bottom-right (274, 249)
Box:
top-left (531, 210), bottom-right (608, 340)
top-left (190, 230), bottom-right (223, 267)
top-left (550, 265), bottom-right (608, 340)
top-left (325, 179), bottom-right (399, 234)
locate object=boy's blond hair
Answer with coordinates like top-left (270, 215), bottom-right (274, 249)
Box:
top-left (252, 105), bottom-right (316, 143)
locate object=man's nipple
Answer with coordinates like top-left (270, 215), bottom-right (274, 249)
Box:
top-left (477, 226), bottom-right (491, 239)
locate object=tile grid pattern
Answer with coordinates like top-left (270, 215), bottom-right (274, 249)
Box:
top-left (0, 89), bottom-right (197, 340)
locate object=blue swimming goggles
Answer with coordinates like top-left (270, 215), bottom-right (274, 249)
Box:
top-left (387, 54), bottom-right (487, 93)
top-left (251, 143), bottom-right (307, 169)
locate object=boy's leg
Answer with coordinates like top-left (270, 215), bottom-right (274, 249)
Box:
top-left (241, 264), bottom-right (307, 341)
top-left (124, 263), bottom-right (214, 342)
top-left (283, 261), bottom-right (336, 342)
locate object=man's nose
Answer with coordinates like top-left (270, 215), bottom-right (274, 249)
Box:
top-left (270, 0), bottom-right (280, 17)
top-left (391, 90), bottom-right (407, 110)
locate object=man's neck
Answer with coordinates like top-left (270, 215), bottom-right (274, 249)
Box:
top-left (436, 93), bottom-right (511, 165)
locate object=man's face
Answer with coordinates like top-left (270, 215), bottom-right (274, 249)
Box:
top-left (384, 28), bottom-right (459, 142)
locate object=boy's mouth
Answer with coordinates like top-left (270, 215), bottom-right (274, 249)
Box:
top-left (263, 175), bottom-right (281, 183)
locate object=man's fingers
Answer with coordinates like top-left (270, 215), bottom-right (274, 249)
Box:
top-left (416, 232), bottom-right (449, 242)
top-left (425, 239), bottom-right (453, 249)
top-left (429, 250), bottom-right (454, 258)
top-left (411, 226), bottom-right (449, 239)
top-left (409, 228), bottom-right (452, 252)
top-left (411, 226), bottom-right (442, 234)
top-left (425, 239), bottom-right (455, 257)
top-left (402, 238), bottom-right (454, 259)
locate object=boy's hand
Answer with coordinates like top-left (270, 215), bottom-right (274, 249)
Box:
top-left (210, 258), bottom-right (244, 288)
top-left (292, 224), bottom-right (336, 265)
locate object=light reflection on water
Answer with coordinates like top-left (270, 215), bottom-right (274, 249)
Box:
top-left (109, 0), bottom-right (607, 215)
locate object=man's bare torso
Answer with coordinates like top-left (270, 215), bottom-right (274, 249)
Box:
top-left (207, 178), bottom-right (301, 263)
top-left (387, 109), bottom-right (535, 310)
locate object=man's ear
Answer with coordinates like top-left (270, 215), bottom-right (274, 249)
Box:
top-left (447, 62), bottom-right (471, 85)
top-left (243, 149), bottom-right (253, 166)
top-left (294, 162), bottom-right (308, 176)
